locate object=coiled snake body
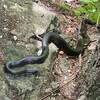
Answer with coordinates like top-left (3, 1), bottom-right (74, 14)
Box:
top-left (4, 31), bottom-right (87, 75)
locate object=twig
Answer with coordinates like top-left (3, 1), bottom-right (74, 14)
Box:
top-left (40, 76), bottom-right (76, 100)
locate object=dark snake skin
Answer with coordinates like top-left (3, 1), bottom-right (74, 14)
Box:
top-left (4, 31), bottom-right (86, 75)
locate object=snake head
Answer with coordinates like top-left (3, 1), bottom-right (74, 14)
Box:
top-left (3, 62), bottom-right (12, 74)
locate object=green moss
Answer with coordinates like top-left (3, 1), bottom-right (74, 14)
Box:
top-left (59, 3), bottom-right (70, 11)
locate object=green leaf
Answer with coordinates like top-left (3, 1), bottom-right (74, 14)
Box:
top-left (74, 7), bottom-right (87, 16)
top-left (74, 4), bottom-right (96, 16)
top-left (80, 0), bottom-right (98, 3)
top-left (74, 0), bottom-right (100, 23)
top-left (88, 12), bottom-right (100, 23)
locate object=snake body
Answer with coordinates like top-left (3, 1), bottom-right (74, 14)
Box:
top-left (4, 31), bottom-right (86, 75)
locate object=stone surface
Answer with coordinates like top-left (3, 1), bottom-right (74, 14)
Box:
top-left (0, 0), bottom-right (57, 99)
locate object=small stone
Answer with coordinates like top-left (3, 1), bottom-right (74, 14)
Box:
top-left (51, 81), bottom-right (59, 89)
top-left (25, 44), bottom-right (28, 48)
top-left (10, 29), bottom-right (17, 35)
top-left (0, 35), bottom-right (2, 38)
top-left (45, 88), bottom-right (52, 93)
top-left (59, 51), bottom-right (64, 55)
top-left (3, 5), bottom-right (7, 9)
top-left (88, 42), bottom-right (97, 50)
top-left (13, 36), bottom-right (17, 40)
top-left (67, 69), bottom-right (71, 73)
top-left (3, 27), bottom-right (9, 32)
top-left (64, 76), bottom-right (67, 80)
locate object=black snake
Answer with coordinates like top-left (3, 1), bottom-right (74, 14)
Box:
top-left (4, 18), bottom-right (100, 76)
top-left (4, 31), bottom-right (89, 76)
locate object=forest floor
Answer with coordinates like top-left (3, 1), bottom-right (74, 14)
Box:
top-left (37, 0), bottom-right (99, 100)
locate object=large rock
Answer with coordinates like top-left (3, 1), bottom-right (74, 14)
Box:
top-left (0, 0), bottom-right (58, 100)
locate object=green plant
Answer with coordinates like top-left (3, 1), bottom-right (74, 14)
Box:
top-left (74, 0), bottom-right (100, 23)
top-left (59, 3), bottom-right (71, 11)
